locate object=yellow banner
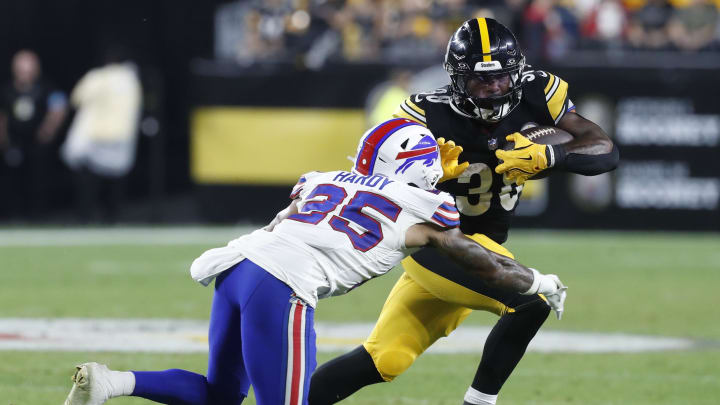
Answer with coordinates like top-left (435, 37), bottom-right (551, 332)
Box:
top-left (191, 107), bottom-right (367, 185)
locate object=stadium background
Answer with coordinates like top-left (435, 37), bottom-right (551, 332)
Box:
top-left (1, 0), bottom-right (719, 404)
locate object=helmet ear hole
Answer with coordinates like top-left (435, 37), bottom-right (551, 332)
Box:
top-left (400, 138), bottom-right (409, 149)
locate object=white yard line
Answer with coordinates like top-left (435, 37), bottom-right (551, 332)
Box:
top-left (0, 318), bottom-right (699, 354)
top-left (0, 227), bottom-right (254, 246)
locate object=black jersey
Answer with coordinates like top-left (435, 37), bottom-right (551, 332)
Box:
top-left (393, 69), bottom-right (572, 244)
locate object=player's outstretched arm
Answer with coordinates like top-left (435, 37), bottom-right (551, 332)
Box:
top-left (406, 224), bottom-right (568, 318)
top-left (263, 199), bottom-right (300, 232)
top-left (406, 224), bottom-right (560, 295)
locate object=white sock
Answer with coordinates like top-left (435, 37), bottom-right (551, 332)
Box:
top-left (108, 371), bottom-right (135, 397)
top-left (464, 386), bottom-right (498, 405)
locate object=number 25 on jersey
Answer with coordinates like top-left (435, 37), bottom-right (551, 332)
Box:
top-left (288, 184), bottom-right (402, 252)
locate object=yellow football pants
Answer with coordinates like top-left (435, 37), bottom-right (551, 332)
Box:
top-left (363, 234), bottom-right (517, 381)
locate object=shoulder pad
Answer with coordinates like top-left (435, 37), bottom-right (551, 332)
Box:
top-left (522, 69), bottom-right (571, 124)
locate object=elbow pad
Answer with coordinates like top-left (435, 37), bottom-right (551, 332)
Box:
top-left (549, 144), bottom-right (619, 176)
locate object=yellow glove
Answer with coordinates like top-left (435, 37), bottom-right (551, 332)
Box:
top-left (437, 137), bottom-right (470, 182)
top-left (495, 132), bottom-right (549, 185)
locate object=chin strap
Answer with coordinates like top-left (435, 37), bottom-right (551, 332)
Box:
top-left (449, 98), bottom-right (477, 119)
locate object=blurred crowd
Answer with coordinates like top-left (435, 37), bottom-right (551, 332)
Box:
top-left (218, 0), bottom-right (720, 65)
top-left (0, 49), bottom-right (142, 223)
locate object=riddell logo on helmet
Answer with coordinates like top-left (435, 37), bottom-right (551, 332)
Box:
top-left (474, 61), bottom-right (502, 71)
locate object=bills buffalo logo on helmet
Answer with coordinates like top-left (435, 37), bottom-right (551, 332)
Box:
top-left (395, 135), bottom-right (439, 175)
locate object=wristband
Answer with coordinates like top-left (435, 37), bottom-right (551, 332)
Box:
top-left (521, 268), bottom-right (541, 295)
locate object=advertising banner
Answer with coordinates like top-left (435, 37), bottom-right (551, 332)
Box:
top-left (191, 65), bottom-right (720, 230)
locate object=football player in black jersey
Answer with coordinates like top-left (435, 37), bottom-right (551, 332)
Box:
top-left (309, 18), bottom-right (619, 405)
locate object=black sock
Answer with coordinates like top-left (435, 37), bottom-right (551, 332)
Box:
top-left (472, 297), bottom-right (550, 394)
top-left (308, 345), bottom-right (384, 404)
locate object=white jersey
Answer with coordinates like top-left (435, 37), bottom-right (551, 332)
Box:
top-left (190, 170), bottom-right (459, 307)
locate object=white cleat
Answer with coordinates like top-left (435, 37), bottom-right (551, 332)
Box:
top-left (64, 362), bottom-right (113, 405)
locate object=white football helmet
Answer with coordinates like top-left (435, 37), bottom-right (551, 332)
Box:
top-left (352, 118), bottom-right (442, 190)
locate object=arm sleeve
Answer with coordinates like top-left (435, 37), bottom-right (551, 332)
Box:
top-left (552, 144), bottom-right (620, 176)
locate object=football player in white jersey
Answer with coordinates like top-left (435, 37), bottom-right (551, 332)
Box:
top-left (63, 118), bottom-right (567, 405)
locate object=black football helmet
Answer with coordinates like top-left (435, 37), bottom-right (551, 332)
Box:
top-left (444, 18), bottom-right (526, 122)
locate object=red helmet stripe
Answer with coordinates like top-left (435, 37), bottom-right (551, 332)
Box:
top-left (355, 119), bottom-right (419, 175)
top-left (395, 146), bottom-right (437, 160)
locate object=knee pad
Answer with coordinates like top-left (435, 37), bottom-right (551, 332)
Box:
top-left (373, 348), bottom-right (416, 381)
top-left (365, 338), bottom-right (421, 381)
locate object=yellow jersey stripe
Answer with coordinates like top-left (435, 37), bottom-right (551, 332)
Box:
top-left (547, 78), bottom-right (569, 121)
top-left (476, 18), bottom-right (492, 62)
top-left (544, 73), bottom-right (556, 95)
top-left (405, 99), bottom-right (425, 116)
top-left (392, 105), bottom-right (427, 126)
top-left (400, 101), bottom-right (426, 123)
top-left (545, 74), bottom-right (560, 102)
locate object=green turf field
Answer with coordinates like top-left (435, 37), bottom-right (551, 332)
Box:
top-left (1, 228), bottom-right (719, 404)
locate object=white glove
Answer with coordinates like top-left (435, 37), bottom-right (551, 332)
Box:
top-left (522, 269), bottom-right (568, 320)
top-left (545, 286), bottom-right (567, 320)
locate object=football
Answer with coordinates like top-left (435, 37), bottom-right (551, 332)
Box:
top-left (503, 125), bottom-right (574, 150)
top-left (503, 125), bottom-right (573, 180)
